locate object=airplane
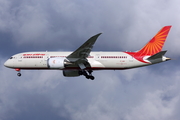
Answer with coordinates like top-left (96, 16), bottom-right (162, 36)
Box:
top-left (4, 26), bottom-right (171, 80)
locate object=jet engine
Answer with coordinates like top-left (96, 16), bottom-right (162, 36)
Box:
top-left (48, 57), bottom-right (66, 69)
top-left (63, 70), bottom-right (81, 77)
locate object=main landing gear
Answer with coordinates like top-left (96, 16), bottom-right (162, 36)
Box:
top-left (79, 70), bottom-right (95, 80)
top-left (15, 68), bottom-right (21, 77)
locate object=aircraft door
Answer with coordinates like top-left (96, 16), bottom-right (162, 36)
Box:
top-left (37, 54), bottom-right (49, 68)
top-left (17, 55), bottom-right (25, 67)
top-left (129, 56), bottom-right (134, 62)
top-left (43, 54), bottom-right (49, 67)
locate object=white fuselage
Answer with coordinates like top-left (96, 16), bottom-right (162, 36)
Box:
top-left (3, 26), bottom-right (171, 79)
top-left (4, 51), bottom-right (150, 70)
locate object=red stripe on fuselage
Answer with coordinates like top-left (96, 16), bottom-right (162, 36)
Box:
top-left (125, 52), bottom-right (149, 63)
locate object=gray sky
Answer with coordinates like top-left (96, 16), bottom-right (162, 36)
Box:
top-left (1, 0), bottom-right (180, 120)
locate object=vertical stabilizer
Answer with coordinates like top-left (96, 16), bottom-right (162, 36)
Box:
top-left (135, 26), bottom-right (171, 56)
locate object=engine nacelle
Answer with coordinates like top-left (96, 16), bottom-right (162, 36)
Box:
top-left (63, 70), bottom-right (81, 77)
top-left (48, 57), bottom-right (66, 69)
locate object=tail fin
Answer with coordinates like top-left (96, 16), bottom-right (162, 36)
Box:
top-left (135, 26), bottom-right (171, 56)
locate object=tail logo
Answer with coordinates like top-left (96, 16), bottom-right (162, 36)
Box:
top-left (126, 26), bottom-right (172, 63)
top-left (136, 26), bottom-right (171, 56)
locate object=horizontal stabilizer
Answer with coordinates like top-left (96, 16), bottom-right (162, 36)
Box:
top-left (147, 51), bottom-right (167, 60)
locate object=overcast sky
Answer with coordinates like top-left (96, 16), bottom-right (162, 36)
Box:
top-left (1, 0), bottom-right (180, 120)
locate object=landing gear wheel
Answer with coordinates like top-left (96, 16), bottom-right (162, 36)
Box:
top-left (90, 76), bottom-right (95, 80)
top-left (86, 75), bottom-right (90, 79)
top-left (85, 75), bottom-right (94, 80)
top-left (17, 73), bottom-right (21, 77)
top-left (80, 70), bottom-right (95, 80)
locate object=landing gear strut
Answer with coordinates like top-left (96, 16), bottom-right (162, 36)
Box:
top-left (15, 68), bottom-right (21, 77)
top-left (79, 70), bottom-right (95, 80)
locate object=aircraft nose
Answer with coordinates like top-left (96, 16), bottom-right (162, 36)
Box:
top-left (4, 60), bottom-right (9, 67)
top-left (4, 60), bottom-right (13, 68)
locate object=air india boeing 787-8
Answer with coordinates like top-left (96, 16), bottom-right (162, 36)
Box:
top-left (4, 26), bottom-right (171, 80)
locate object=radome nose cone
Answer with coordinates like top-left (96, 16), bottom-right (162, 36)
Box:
top-left (4, 61), bottom-right (8, 67)
top-left (4, 60), bottom-right (12, 68)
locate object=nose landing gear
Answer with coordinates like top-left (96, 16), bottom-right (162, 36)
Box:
top-left (17, 73), bottom-right (21, 77)
top-left (15, 68), bottom-right (21, 77)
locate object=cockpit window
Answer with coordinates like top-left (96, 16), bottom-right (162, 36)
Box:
top-left (10, 57), bottom-right (13, 59)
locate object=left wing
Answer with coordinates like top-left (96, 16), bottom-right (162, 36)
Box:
top-left (66, 33), bottom-right (101, 62)
top-left (65, 33), bottom-right (101, 70)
